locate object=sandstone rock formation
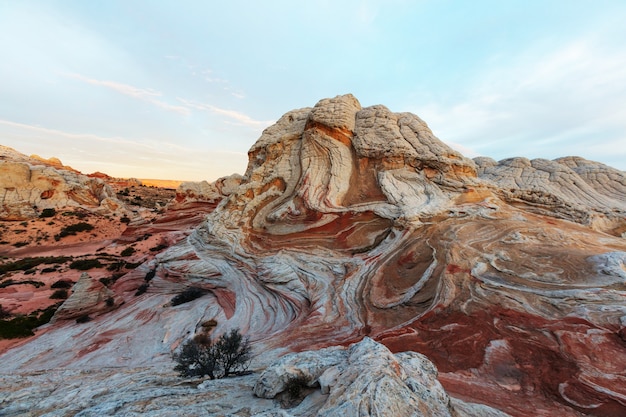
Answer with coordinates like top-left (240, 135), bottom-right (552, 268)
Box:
top-left (254, 337), bottom-right (510, 417)
top-left (1, 95), bottom-right (625, 417)
top-left (52, 272), bottom-right (117, 322)
top-left (0, 146), bottom-right (126, 220)
top-left (475, 155), bottom-right (626, 235)
top-left (173, 174), bottom-right (243, 206)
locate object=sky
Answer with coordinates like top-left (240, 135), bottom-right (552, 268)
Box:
top-left (1, 0), bottom-right (625, 181)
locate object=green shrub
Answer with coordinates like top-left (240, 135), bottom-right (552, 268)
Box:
top-left (173, 328), bottom-right (252, 379)
top-left (0, 280), bottom-right (45, 289)
top-left (39, 208), bottom-right (56, 218)
top-left (50, 289), bottom-right (68, 299)
top-left (171, 287), bottom-right (207, 306)
top-left (120, 247), bottom-right (135, 257)
top-left (55, 222), bottom-right (94, 239)
top-left (285, 376), bottom-right (310, 400)
top-left (0, 304), bottom-right (10, 319)
top-left (0, 304), bottom-right (60, 339)
top-left (135, 283), bottom-right (149, 296)
top-left (144, 269), bottom-right (156, 282)
top-left (51, 279), bottom-right (74, 289)
top-left (0, 256), bottom-right (71, 275)
top-left (75, 315), bottom-right (91, 323)
top-left (69, 259), bottom-right (102, 270)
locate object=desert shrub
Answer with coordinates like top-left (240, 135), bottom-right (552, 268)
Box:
top-left (0, 304), bottom-right (10, 319)
top-left (106, 261), bottom-right (126, 271)
top-left (13, 241), bottom-right (29, 248)
top-left (149, 244), bottom-right (168, 252)
top-left (50, 289), bottom-right (68, 299)
top-left (62, 211), bottom-right (88, 219)
top-left (171, 287), bottom-right (207, 306)
top-left (23, 268), bottom-right (36, 275)
top-left (55, 222), bottom-right (94, 239)
top-left (173, 328), bottom-right (252, 379)
top-left (69, 259), bottom-right (102, 270)
top-left (120, 247), bottom-right (135, 257)
top-left (75, 315), bottom-right (91, 323)
top-left (99, 273), bottom-right (124, 287)
top-left (144, 269), bottom-right (156, 282)
top-left (120, 216), bottom-right (131, 224)
top-left (285, 376), bottom-right (310, 401)
top-left (0, 303), bottom-right (60, 339)
top-left (125, 262), bottom-right (141, 269)
top-left (0, 256), bottom-right (70, 275)
top-left (39, 208), bottom-right (56, 218)
top-left (135, 283), bottom-right (149, 296)
top-left (51, 279), bottom-right (73, 289)
top-left (105, 297), bottom-right (114, 307)
top-left (0, 280), bottom-right (45, 289)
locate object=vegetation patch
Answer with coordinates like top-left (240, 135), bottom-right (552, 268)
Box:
top-left (0, 279), bottom-right (45, 289)
top-left (120, 246), bottom-right (136, 257)
top-left (173, 328), bottom-right (252, 379)
top-left (51, 279), bottom-right (74, 289)
top-left (50, 289), bottom-right (69, 299)
top-left (144, 269), bottom-right (157, 282)
top-left (171, 287), bottom-right (207, 306)
top-left (39, 208), bottom-right (56, 218)
top-left (135, 283), bottom-right (149, 296)
top-left (55, 222), bottom-right (94, 240)
top-left (150, 244), bottom-right (168, 252)
top-left (99, 273), bottom-right (124, 287)
top-left (0, 303), bottom-right (60, 339)
top-left (69, 259), bottom-right (103, 270)
top-left (75, 315), bottom-right (92, 323)
top-left (0, 256), bottom-right (71, 275)
top-left (0, 304), bottom-right (11, 319)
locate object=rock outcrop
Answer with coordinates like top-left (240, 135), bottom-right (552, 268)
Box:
top-left (254, 337), bottom-right (510, 417)
top-left (475, 156), bottom-right (626, 235)
top-left (173, 174), bottom-right (243, 206)
top-left (0, 146), bottom-right (126, 220)
top-left (52, 272), bottom-right (117, 322)
top-left (1, 95), bottom-right (625, 417)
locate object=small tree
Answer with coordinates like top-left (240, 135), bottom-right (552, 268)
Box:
top-left (173, 328), bottom-right (252, 379)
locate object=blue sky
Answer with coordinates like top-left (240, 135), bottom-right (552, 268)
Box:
top-left (1, 0), bottom-right (625, 180)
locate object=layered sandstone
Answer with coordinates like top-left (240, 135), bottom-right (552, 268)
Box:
top-left (1, 95), bottom-right (625, 416)
top-left (0, 146), bottom-right (126, 220)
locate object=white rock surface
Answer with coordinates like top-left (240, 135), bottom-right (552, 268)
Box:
top-left (254, 338), bottom-right (510, 417)
top-left (0, 146), bottom-right (125, 220)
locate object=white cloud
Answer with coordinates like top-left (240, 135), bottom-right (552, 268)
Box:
top-left (177, 98), bottom-right (274, 129)
top-left (412, 37), bottom-right (626, 170)
top-left (66, 73), bottom-right (191, 116)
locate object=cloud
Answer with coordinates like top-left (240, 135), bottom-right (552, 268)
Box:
top-left (177, 98), bottom-right (274, 129)
top-left (413, 36), bottom-right (626, 169)
top-left (0, 118), bottom-right (144, 147)
top-left (66, 73), bottom-right (191, 116)
top-left (0, 118), bottom-right (247, 180)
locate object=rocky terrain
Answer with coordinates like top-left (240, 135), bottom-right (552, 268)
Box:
top-left (1, 95), bottom-right (625, 416)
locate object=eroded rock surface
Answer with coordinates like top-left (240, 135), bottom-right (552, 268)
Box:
top-left (52, 272), bottom-right (117, 322)
top-left (1, 95), bottom-right (625, 416)
top-left (254, 337), bottom-right (510, 417)
top-left (0, 145), bottom-right (126, 220)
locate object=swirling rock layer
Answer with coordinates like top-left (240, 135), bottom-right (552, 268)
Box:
top-left (1, 95), bottom-right (625, 417)
top-left (0, 145), bottom-right (125, 220)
